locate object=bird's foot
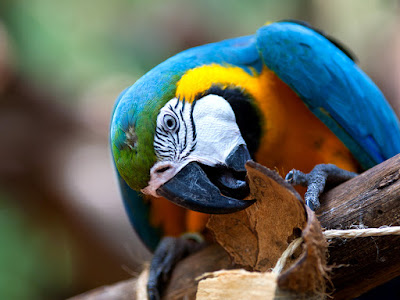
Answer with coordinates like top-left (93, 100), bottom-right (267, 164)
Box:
top-left (285, 164), bottom-right (357, 210)
top-left (147, 235), bottom-right (205, 300)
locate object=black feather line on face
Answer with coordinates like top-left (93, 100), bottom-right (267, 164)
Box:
top-left (159, 126), bottom-right (170, 136)
top-left (154, 98), bottom-right (197, 162)
top-left (169, 108), bottom-right (181, 145)
top-left (180, 109), bottom-right (188, 154)
top-left (190, 98), bottom-right (197, 143)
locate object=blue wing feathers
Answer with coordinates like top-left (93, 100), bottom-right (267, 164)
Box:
top-left (256, 22), bottom-right (400, 168)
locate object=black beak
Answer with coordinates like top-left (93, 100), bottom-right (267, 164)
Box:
top-left (156, 144), bottom-right (255, 214)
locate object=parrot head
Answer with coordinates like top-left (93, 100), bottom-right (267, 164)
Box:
top-left (110, 39), bottom-right (263, 214)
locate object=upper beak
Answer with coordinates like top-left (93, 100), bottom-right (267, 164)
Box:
top-left (156, 144), bottom-right (255, 214)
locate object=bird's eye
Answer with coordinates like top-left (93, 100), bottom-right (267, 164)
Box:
top-left (163, 114), bottom-right (178, 131)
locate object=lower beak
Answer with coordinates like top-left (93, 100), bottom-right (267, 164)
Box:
top-left (156, 145), bottom-right (254, 214)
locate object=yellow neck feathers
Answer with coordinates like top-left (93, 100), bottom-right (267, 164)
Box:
top-left (176, 64), bottom-right (264, 102)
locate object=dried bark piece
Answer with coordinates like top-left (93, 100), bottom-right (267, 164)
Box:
top-left (196, 270), bottom-right (278, 300)
top-left (196, 269), bottom-right (325, 300)
top-left (278, 206), bottom-right (328, 294)
top-left (204, 210), bottom-right (258, 267)
top-left (207, 161), bottom-right (306, 271)
top-left (246, 162), bottom-right (307, 271)
top-left (207, 161), bottom-right (328, 294)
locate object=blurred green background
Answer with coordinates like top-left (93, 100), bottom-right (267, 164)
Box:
top-left (0, 0), bottom-right (399, 299)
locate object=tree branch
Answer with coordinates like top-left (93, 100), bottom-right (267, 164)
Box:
top-left (70, 154), bottom-right (400, 299)
top-left (318, 154), bottom-right (400, 299)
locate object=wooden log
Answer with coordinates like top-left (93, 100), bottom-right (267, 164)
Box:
top-left (70, 154), bottom-right (400, 299)
top-left (318, 154), bottom-right (400, 299)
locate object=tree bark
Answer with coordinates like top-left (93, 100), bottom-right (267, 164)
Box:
top-left (318, 154), bottom-right (400, 299)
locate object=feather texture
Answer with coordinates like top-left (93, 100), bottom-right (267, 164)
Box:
top-left (256, 22), bottom-right (400, 168)
top-left (110, 21), bottom-right (400, 250)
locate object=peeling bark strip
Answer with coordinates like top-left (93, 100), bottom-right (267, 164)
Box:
top-left (70, 154), bottom-right (400, 300)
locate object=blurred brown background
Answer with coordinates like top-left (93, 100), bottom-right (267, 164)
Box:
top-left (0, 0), bottom-right (399, 299)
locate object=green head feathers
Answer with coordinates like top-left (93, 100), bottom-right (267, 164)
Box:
top-left (110, 34), bottom-right (264, 191)
top-left (110, 72), bottom-right (178, 191)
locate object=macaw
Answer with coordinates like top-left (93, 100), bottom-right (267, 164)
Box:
top-left (110, 21), bottom-right (400, 299)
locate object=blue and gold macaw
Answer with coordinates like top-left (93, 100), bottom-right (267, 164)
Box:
top-left (110, 21), bottom-right (400, 299)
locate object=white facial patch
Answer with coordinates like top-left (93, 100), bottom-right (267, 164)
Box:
top-left (142, 94), bottom-right (246, 197)
top-left (190, 94), bottom-right (245, 166)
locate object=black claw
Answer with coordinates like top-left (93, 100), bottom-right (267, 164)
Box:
top-left (285, 169), bottom-right (308, 186)
top-left (147, 287), bottom-right (160, 300)
top-left (147, 236), bottom-right (205, 299)
top-left (285, 170), bottom-right (294, 183)
top-left (305, 185), bottom-right (321, 211)
top-left (307, 201), bottom-right (316, 211)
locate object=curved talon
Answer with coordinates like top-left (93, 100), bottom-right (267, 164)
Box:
top-left (284, 170), bottom-right (294, 183)
top-left (147, 287), bottom-right (160, 300)
top-left (285, 169), bottom-right (308, 186)
top-left (285, 164), bottom-right (358, 211)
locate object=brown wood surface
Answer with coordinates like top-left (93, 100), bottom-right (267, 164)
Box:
top-left (163, 244), bottom-right (235, 300)
top-left (318, 154), bottom-right (400, 299)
